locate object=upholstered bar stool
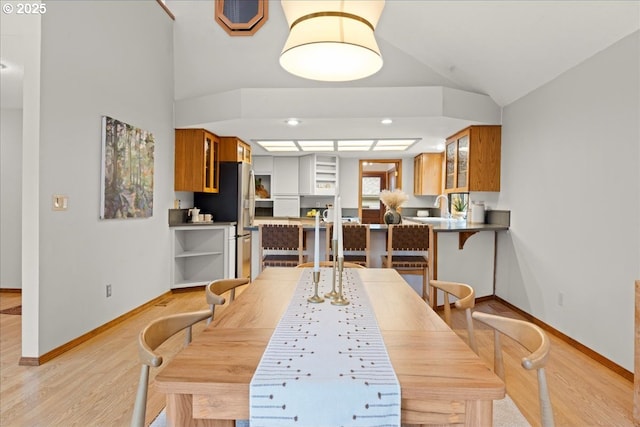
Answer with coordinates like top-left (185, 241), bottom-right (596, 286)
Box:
top-left (259, 224), bottom-right (306, 271)
top-left (325, 223), bottom-right (371, 267)
top-left (381, 224), bottom-right (434, 304)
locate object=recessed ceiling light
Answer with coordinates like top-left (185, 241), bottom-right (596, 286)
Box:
top-left (285, 118), bottom-right (300, 126)
top-left (381, 118), bottom-right (392, 125)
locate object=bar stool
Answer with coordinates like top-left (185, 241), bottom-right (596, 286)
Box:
top-left (325, 223), bottom-right (371, 267)
top-left (259, 224), bottom-right (306, 271)
top-left (381, 224), bottom-right (434, 304)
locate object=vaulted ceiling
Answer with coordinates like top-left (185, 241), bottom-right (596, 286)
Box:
top-left (2, 1), bottom-right (639, 157)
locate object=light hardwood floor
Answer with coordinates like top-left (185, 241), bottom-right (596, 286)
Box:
top-left (0, 287), bottom-right (634, 426)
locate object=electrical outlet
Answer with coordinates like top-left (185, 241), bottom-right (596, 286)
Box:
top-left (106, 284), bottom-right (112, 298)
top-left (557, 292), bottom-right (564, 306)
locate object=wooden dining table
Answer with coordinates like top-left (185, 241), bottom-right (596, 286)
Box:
top-left (155, 267), bottom-right (505, 426)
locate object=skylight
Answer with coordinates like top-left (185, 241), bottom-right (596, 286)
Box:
top-left (254, 139), bottom-right (418, 153)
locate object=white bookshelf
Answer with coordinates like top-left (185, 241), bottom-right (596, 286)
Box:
top-left (171, 225), bottom-right (232, 289)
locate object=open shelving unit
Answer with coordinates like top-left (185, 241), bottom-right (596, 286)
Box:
top-left (299, 154), bottom-right (339, 195)
top-left (171, 225), bottom-right (231, 289)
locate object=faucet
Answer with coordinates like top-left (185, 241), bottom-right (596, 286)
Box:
top-left (434, 194), bottom-right (450, 219)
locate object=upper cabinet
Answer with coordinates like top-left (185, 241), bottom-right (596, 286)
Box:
top-left (175, 129), bottom-right (220, 193)
top-left (219, 136), bottom-right (251, 163)
top-left (299, 154), bottom-right (339, 196)
top-left (444, 125), bottom-right (501, 193)
top-left (413, 152), bottom-right (443, 195)
top-left (252, 156), bottom-right (273, 174)
top-left (272, 157), bottom-right (299, 195)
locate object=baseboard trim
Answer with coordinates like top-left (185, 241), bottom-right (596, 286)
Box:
top-left (494, 295), bottom-right (633, 382)
top-left (19, 290), bottom-right (178, 366)
top-left (0, 288), bottom-right (22, 293)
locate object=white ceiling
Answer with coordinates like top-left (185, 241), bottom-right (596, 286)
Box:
top-left (2, 1), bottom-right (639, 158)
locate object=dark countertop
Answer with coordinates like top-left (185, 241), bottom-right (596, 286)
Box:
top-left (170, 221), bottom-right (237, 228)
top-left (245, 216), bottom-right (509, 233)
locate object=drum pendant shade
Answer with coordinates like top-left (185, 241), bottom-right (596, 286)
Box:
top-left (280, 0), bottom-right (385, 82)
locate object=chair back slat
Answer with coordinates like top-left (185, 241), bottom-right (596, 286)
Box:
top-left (260, 224), bottom-right (302, 250)
top-left (389, 224), bottom-right (430, 250)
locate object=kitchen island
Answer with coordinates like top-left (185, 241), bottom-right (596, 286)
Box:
top-left (248, 212), bottom-right (509, 299)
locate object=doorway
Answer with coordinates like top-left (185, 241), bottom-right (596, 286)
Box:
top-left (358, 159), bottom-right (402, 224)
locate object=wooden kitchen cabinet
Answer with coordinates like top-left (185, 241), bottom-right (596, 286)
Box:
top-left (219, 136), bottom-right (252, 163)
top-left (413, 152), bottom-right (443, 195)
top-left (175, 129), bottom-right (220, 193)
top-left (444, 125), bottom-right (501, 193)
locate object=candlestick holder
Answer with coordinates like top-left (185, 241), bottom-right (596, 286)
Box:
top-left (331, 258), bottom-right (349, 306)
top-left (307, 270), bottom-right (324, 303)
top-left (324, 239), bottom-right (339, 299)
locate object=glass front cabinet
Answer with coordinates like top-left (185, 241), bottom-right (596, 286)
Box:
top-left (444, 125), bottom-right (501, 193)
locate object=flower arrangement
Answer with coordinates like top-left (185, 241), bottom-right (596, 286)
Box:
top-left (379, 189), bottom-right (409, 210)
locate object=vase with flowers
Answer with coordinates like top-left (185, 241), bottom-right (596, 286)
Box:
top-left (451, 194), bottom-right (468, 219)
top-left (379, 189), bottom-right (409, 225)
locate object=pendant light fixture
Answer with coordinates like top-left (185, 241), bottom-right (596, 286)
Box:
top-left (280, 0), bottom-right (385, 82)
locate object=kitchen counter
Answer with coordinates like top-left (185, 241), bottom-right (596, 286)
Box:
top-left (249, 211), bottom-right (511, 299)
top-left (246, 217), bottom-right (509, 233)
top-left (169, 221), bottom-right (237, 227)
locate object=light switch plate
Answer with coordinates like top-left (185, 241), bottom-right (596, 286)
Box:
top-left (53, 195), bottom-right (68, 211)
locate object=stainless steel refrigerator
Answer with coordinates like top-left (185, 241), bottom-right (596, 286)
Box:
top-left (194, 162), bottom-right (255, 280)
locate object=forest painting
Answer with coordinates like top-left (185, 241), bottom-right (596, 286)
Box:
top-left (100, 116), bottom-right (154, 219)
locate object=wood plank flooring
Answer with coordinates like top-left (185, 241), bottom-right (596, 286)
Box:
top-left (0, 287), bottom-right (634, 426)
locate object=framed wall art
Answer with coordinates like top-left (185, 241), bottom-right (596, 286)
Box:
top-left (100, 116), bottom-right (154, 219)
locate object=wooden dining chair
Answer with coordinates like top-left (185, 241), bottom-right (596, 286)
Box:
top-left (131, 309), bottom-right (211, 427)
top-left (381, 224), bottom-right (434, 304)
top-left (431, 280), bottom-right (478, 354)
top-left (325, 223), bottom-right (371, 267)
top-left (472, 311), bottom-right (555, 427)
top-left (259, 224), bottom-right (306, 271)
top-left (206, 278), bottom-right (249, 324)
top-left (296, 261), bottom-right (365, 269)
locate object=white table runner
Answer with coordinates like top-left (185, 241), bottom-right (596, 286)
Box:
top-left (250, 268), bottom-right (401, 427)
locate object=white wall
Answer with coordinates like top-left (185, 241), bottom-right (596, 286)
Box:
top-left (495, 31), bottom-right (640, 370)
top-left (33, 1), bottom-right (175, 355)
top-left (1, 108), bottom-right (22, 288)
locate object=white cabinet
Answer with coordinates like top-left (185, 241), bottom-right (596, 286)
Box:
top-left (272, 157), bottom-right (299, 195)
top-left (171, 225), bottom-right (232, 289)
top-left (299, 154), bottom-right (339, 195)
top-left (273, 196), bottom-right (300, 217)
top-left (252, 156), bottom-right (273, 174)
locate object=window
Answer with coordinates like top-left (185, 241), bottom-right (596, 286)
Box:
top-left (215, 0), bottom-right (268, 36)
